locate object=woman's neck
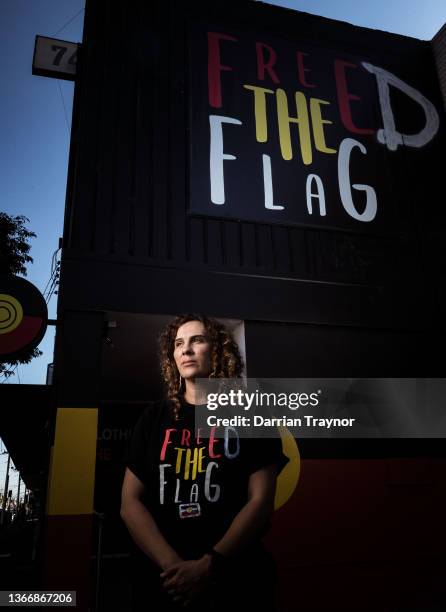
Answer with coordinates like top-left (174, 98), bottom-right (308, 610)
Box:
top-left (183, 379), bottom-right (207, 405)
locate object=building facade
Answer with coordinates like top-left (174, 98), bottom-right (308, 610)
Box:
top-left (44, 1), bottom-right (446, 609)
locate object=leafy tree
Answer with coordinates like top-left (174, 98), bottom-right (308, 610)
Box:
top-left (0, 213), bottom-right (36, 276)
top-left (0, 213), bottom-right (42, 378)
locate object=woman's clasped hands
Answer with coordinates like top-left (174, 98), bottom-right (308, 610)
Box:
top-left (160, 555), bottom-right (213, 607)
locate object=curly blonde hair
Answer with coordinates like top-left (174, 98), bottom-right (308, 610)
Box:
top-left (158, 314), bottom-right (244, 421)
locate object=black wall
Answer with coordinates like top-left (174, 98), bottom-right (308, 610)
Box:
top-left (56, 0), bottom-right (446, 390)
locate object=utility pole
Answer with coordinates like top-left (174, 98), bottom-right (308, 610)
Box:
top-left (1, 453), bottom-right (11, 526)
top-left (17, 474), bottom-right (21, 508)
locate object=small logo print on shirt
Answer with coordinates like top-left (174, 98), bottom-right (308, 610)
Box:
top-left (179, 503), bottom-right (201, 519)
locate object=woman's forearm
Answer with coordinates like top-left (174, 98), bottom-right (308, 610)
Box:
top-left (120, 499), bottom-right (182, 570)
top-left (212, 497), bottom-right (272, 557)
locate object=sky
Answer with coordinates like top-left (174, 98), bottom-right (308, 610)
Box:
top-left (1, 0), bottom-right (85, 389)
top-left (267, 0), bottom-right (446, 40)
top-left (1, 0), bottom-right (446, 491)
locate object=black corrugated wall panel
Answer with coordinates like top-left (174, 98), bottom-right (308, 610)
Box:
top-left (59, 0), bottom-right (445, 331)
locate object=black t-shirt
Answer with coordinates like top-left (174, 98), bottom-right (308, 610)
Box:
top-left (126, 399), bottom-right (289, 559)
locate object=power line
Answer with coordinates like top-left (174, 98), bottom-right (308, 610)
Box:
top-left (44, 263), bottom-right (61, 305)
top-left (51, 247), bottom-right (60, 275)
top-left (56, 81), bottom-right (70, 135)
top-left (44, 270), bottom-right (57, 300)
top-left (42, 269), bottom-right (56, 298)
top-left (53, 7), bottom-right (85, 37)
top-left (42, 248), bottom-right (60, 298)
top-left (45, 277), bottom-right (58, 303)
top-left (41, 247), bottom-right (61, 305)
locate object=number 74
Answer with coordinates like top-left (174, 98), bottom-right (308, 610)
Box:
top-left (51, 44), bottom-right (77, 67)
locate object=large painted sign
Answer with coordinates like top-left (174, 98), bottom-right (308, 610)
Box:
top-left (189, 25), bottom-right (441, 232)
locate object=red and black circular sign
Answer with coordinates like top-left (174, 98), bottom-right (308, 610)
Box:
top-left (0, 275), bottom-right (48, 361)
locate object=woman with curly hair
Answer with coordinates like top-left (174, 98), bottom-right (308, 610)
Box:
top-left (121, 314), bottom-right (288, 611)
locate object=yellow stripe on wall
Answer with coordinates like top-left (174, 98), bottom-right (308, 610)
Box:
top-left (47, 408), bottom-right (98, 516)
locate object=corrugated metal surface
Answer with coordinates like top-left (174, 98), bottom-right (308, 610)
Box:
top-left (59, 0), bottom-right (445, 327)
top-left (432, 22), bottom-right (446, 111)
